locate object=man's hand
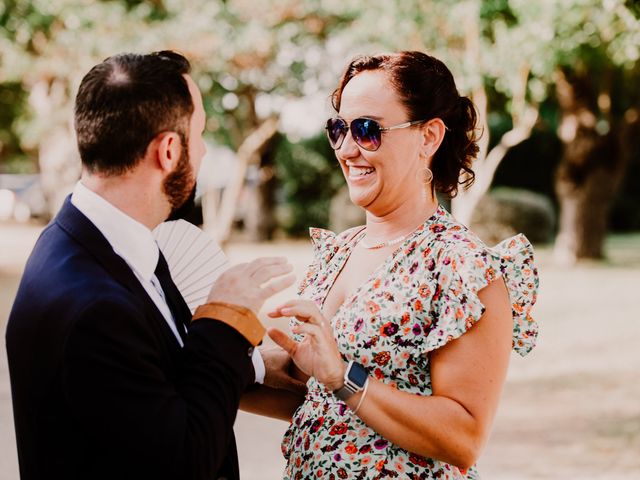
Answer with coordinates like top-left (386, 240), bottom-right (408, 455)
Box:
top-left (260, 345), bottom-right (307, 395)
top-left (206, 257), bottom-right (295, 314)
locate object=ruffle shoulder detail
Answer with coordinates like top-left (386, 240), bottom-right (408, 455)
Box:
top-left (493, 234), bottom-right (539, 356)
top-left (298, 226), bottom-right (364, 296)
top-left (421, 234), bottom-right (538, 357)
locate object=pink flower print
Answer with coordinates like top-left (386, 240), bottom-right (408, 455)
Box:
top-left (354, 318), bottom-right (364, 332)
top-left (366, 301), bottom-right (380, 314)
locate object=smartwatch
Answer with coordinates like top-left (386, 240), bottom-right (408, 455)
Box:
top-left (334, 361), bottom-right (369, 401)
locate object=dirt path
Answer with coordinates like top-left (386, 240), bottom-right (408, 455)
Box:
top-left (1, 223), bottom-right (639, 479)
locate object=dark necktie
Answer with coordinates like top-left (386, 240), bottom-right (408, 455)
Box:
top-left (154, 251), bottom-right (188, 343)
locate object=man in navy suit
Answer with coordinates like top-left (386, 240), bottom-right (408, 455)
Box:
top-left (6, 51), bottom-right (296, 480)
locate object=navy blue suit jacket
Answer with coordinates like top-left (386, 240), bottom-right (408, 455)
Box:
top-left (6, 197), bottom-right (254, 480)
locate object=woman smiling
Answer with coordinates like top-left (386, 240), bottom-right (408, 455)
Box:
top-left (256, 51), bottom-right (539, 479)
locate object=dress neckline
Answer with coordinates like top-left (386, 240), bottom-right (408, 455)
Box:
top-left (319, 205), bottom-right (445, 323)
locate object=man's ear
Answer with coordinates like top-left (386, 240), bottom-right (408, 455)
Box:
top-left (420, 118), bottom-right (447, 159)
top-left (154, 131), bottom-right (182, 173)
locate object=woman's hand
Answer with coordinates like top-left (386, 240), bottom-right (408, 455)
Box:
top-left (267, 300), bottom-right (345, 391)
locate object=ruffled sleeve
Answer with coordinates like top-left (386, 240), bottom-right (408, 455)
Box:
top-left (309, 227), bottom-right (339, 263)
top-left (420, 234), bottom-right (538, 357)
top-left (297, 227), bottom-right (339, 296)
top-left (493, 234), bottom-right (539, 356)
top-left (298, 226), bottom-right (365, 296)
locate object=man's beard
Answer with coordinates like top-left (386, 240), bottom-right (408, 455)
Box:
top-left (163, 144), bottom-right (197, 222)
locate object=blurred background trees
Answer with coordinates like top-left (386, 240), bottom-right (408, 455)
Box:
top-left (1, 0), bottom-right (639, 264)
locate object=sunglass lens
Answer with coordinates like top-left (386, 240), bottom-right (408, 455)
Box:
top-left (352, 118), bottom-right (381, 151)
top-left (326, 118), bottom-right (346, 149)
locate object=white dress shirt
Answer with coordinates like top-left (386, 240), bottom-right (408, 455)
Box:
top-left (71, 181), bottom-right (264, 382)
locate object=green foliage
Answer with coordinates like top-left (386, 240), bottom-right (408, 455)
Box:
top-left (274, 132), bottom-right (344, 236)
top-left (0, 83), bottom-right (31, 172)
top-left (0, 0), bottom-right (356, 155)
top-left (1, 0), bottom-right (639, 235)
top-left (471, 187), bottom-right (556, 245)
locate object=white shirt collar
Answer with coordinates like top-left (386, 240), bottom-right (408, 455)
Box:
top-left (71, 181), bottom-right (159, 281)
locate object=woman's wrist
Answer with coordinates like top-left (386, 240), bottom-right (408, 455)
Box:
top-left (351, 379), bottom-right (370, 414)
top-left (325, 361), bottom-right (347, 391)
top-left (331, 361), bottom-right (370, 401)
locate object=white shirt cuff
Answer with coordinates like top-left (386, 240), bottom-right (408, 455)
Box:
top-left (252, 348), bottom-right (265, 384)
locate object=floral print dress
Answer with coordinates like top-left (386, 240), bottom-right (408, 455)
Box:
top-left (282, 205), bottom-right (539, 480)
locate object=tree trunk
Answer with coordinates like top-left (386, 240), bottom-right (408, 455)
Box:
top-left (451, 85), bottom-right (538, 226)
top-left (204, 117), bottom-right (279, 243)
top-left (553, 69), bottom-right (630, 264)
top-left (451, 10), bottom-right (537, 225)
top-left (243, 137), bottom-right (279, 241)
top-left (554, 163), bottom-right (617, 262)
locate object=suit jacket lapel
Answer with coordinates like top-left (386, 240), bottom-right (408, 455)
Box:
top-left (55, 196), bottom-right (184, 350)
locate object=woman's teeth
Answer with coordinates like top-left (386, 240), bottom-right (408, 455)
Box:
top-left (349, 166), bottom-right (375, 177)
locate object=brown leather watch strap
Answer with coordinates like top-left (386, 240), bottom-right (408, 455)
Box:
top-left (192, 302), bottom-right (265, 346)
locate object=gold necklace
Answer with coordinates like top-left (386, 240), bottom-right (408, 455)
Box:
top-left (359, 233), bottom-right (408, 250)
top-left (360, 205), bottom-right (440, 250)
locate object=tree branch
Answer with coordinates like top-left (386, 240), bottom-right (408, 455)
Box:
top-left (205, 117), bottom-right (279, 243)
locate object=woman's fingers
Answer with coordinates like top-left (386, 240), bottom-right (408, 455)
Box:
top-left (268, 299), bottom-right (312, 316)
top-left (278, 300), bottom-right (326, 326)
top-left (267, 327), bottom-right (298, 355)
top-left (266, 299), bottom-right (299, 318)
top-left (268, 322), bottom-right (344, 391)
top-left (291, 322), bottom-right (324, 338)
top-left (266, 303), bottom-right (296, 318)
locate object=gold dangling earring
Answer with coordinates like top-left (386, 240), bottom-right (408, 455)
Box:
top-left (417, 167), bottom-right (433, 184)
top-left (416, 154), bottom-right (434, 200)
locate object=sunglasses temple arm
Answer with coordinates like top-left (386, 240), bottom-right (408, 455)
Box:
top-left (383, 119), bottom-right (451, 132)
top-left (381, 120), bottom-right (425, 131)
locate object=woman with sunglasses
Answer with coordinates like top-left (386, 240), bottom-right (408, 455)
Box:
top-left (247, 51), bottom-right (538, 479)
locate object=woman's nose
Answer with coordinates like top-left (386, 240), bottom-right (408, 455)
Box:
top-left (337, 129), bottom-right (360, 159)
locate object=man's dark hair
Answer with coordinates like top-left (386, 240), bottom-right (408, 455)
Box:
top-left (74, 50), bottom-right (193, 175)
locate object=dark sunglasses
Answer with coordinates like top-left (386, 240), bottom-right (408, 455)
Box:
top-left (325, 117), bottom-right (427, 151)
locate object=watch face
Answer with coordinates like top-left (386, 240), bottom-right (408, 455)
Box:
top-left (347, 362), bottom-right (368, 387)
